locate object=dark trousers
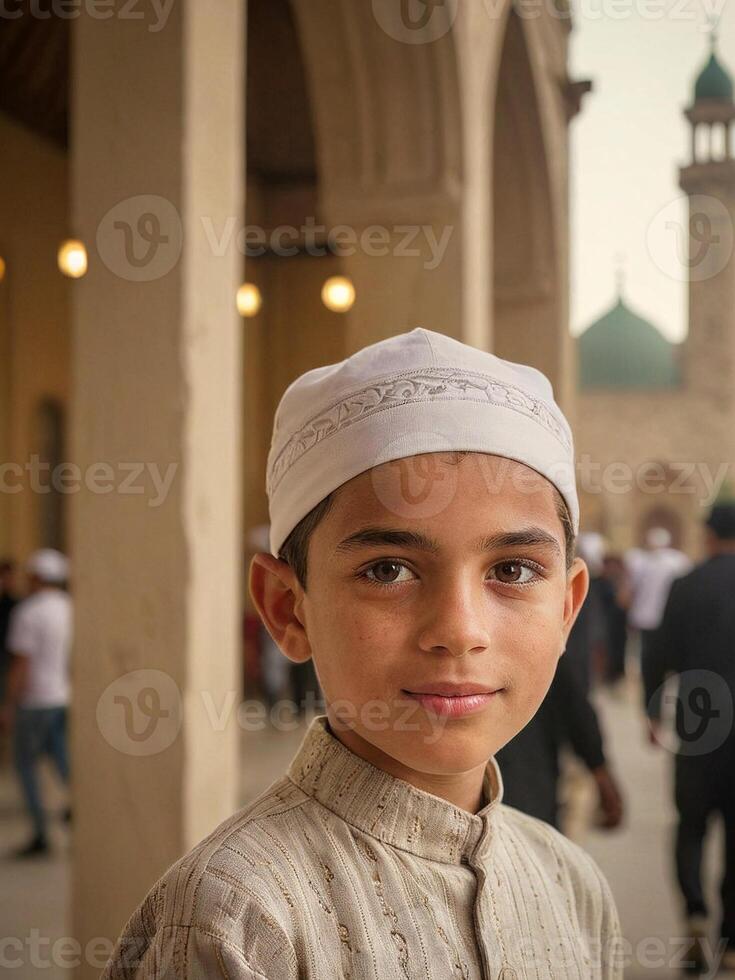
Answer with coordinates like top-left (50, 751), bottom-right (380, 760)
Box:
top-left (674, 746), bottom-right (735, 948)
top-left (290, 660), bottom-right (320, 714)
top-left (13, 705), bottom-right (70, 840)
top-left (640, 628), bottom-right (663, 716)
top-left (605, 616), bottom-right (627, 684)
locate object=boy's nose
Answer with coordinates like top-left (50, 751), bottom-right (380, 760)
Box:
top-left (416, 579), bottom-right (491, 658)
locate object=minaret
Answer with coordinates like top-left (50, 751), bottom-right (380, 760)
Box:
top-left (679, 29), bottom-right (735, 413)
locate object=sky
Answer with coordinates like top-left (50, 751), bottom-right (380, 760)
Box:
top-left (569, 0), bottom-right (735, 340)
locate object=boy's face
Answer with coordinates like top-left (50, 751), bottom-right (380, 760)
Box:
top-left (256, 452), bottom-right (588, 778)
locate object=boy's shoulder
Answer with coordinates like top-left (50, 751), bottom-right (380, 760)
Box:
top-left (103, 775), bottom-right (314, 979)
top-left (151, 771), bottom-right (314, 905)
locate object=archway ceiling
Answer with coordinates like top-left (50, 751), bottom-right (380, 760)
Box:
top-left (0, 12), bottom-right (69, 147)
top-left (247, 0), bottom-right (317, 182)
top-left (0, 0), bottom-right (317, 185)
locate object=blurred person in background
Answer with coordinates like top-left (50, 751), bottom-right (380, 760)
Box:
top-left (644, 504), bottom-right (735, 975)
top-left (497, 546), bottom-right (624, 833)
top-left (0, 559), bottom-right (18, 704)
top-left (495, 647), bottom-right (624, 832)
top-left (624, 527), bottom-right (691, 705)
top-left (0, 549), bottom-right (72, 858)
top-left (290, 655), bottom-right (321, 718)
top-left (598, 554), bottom-right (629, 687)
top-left (575, 532), bottom-right (610, 690)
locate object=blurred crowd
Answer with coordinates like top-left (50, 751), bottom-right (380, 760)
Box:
top-left (498, 506), bottom-right (735, 975)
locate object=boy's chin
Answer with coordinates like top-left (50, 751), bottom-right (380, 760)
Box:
top-left (372, 726), bottom-right (504, 778)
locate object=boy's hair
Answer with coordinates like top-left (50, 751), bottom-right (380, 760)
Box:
top-left (278, 452), bottom-right (576, 591)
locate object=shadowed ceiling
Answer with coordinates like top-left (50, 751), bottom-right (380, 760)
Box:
top-left (0, 0), bottom-right (317, 183)
top-left (0, 9), bottom-right (69, 146)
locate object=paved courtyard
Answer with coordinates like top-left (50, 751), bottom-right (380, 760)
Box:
top-left (0, 682), bottom-right (729, 978)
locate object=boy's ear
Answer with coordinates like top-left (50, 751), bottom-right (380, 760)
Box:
top-left (561, 556), bottom-right (590, 650)
top-left (248, 554), bottom-right (313, 665)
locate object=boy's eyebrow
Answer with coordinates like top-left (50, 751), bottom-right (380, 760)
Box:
top-left (334, 525), bottom-right (562, 557)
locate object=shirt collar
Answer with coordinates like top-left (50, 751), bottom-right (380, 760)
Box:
top-left (286, 714), bottom-right (504, 865)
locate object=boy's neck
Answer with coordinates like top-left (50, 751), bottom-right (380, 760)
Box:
top-left (326, 716), bottom-right (488, 814)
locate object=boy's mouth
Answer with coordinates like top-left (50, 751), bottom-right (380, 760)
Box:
top-left (401, 682), bottom-right (503, 718)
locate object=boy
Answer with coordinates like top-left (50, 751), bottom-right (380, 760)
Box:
top-left (103, 327), bottom-right (623, 979)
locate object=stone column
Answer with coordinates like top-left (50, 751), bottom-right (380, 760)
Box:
top-left (70, 3), bottom-right (244, 974)
top-left (455, 1), bottom-right (499, 353)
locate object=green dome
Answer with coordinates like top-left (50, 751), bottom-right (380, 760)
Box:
top-left (694, 51), bottom-right (734, 103)
top-left (579, 297), bottom-right (680, 390)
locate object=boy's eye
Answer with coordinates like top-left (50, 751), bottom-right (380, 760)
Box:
top-left (491, 561), bottom-right (539, 586)
top-left (363, 561), bottom-right (415, 585)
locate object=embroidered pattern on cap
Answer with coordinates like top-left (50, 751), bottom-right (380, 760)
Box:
top-left (267, 368), bottom-right (571, 496)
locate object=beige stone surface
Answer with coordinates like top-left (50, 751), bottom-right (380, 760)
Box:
top-left (68, 3), bottom-right (244, 974)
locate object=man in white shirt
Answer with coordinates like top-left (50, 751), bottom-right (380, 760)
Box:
top-left (624, 528), bottom-right (691, 720)
top-left (0, 549), bottom-right (73, 857)
top-left (626, 529), bottom-right (691, 632)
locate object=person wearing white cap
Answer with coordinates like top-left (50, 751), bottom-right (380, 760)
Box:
top-left (1, 548), bottom-right (72, 857)
top-left (623, 527), bottom-right (691, 724)
top-left (103, 328), bottom-right (623, 979)
top-left (624, 527), bottom-right (692, 636)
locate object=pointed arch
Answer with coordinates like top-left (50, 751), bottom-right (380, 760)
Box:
top-left (491, 9), bottom-right (568, 397)
top-left (290, 0), bottom-right (463, 222)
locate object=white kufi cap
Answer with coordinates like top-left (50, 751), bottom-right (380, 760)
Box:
top-left (26, 548), bottom-right (70, 584)
top-left (266, 328), bottom-right (578, 557)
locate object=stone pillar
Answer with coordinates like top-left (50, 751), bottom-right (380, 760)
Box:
top-left (455, 2), bottom-right (496, 353)
top-left (70, 3), bottom-right (244, 974)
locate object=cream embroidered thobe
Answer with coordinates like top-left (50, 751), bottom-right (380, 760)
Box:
top-left (102, 715), bottom-right (623, 979)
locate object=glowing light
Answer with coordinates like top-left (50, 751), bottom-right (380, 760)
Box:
top-left (321, 275), bottom-right (355, 313)
top-left (236, 282), bottom-right (263, 317)
top-left (58, 240), bottom-right (88, 279)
